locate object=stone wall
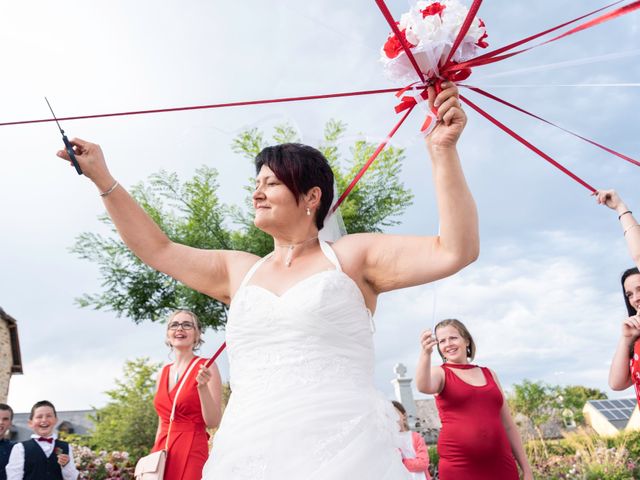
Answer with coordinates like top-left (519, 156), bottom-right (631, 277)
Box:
top-left (0, 318), bottom-right (11, 403)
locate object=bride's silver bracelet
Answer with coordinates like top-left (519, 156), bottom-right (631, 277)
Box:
top-left (100, 180), bottom-right (120, 197)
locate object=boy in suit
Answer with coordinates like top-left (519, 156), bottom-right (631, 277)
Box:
top-left (5, 400), bottom-right (78, 480)
top-left (0, 403), bottom-right (15, 480)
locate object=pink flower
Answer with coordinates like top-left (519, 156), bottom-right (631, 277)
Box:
top-left (383, 26), bottom-right (415, 59)
top-left (421, 2), bottom-right (446, 18)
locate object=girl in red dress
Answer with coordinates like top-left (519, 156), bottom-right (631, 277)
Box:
top-left (594, 190), bottom-right (640, 404)
top-left (415, 319), bottom-right (532, 480)
top-left (152, 310), bottom-right (223, 480)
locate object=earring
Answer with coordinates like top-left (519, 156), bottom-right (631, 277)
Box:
top-left (306, 207), bottom-right (311, 216)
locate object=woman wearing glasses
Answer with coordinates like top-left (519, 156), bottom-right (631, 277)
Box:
top-left (151, 309), bottom-right (223, 480)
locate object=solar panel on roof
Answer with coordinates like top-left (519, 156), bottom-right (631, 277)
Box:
top-left (602, 410), bottom-right (617, 421)
top-left (610, 399), bottom-right (625, 408)
top-left (600, 400), bottom-right (615, 409)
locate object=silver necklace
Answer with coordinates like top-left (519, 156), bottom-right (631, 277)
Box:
top-left (276, 236), bottom-right (318, 267)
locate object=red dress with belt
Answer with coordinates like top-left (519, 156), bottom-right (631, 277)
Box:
top-left (152, 357), bottom-right (209, 480)
top-left (435, 363), bottom-right (518, 480)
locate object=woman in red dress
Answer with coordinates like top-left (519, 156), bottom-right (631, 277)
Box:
top-left (415, 319), bottom-right (532, 480)
top-left (594, 189), bottom-right (640, 404)
top-left (152, 310), bottom-right (223, 480)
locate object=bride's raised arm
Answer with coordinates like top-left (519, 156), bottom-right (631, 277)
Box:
top-left (56, 139), bottom-right (257, 304)
top-left (341, 82), bottom-right (479, 294)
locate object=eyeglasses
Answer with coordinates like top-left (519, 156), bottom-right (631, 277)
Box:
top-left (168, 321), bottom-right (195, 331)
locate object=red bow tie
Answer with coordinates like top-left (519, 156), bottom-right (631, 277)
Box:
top-left (37, 437), bottom-right (54, 443)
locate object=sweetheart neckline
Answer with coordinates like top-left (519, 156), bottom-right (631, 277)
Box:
top-left (233, 269), bottom-right (372, 316)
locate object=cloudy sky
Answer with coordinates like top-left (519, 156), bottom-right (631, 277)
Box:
top-left (1, 0), bottom-right (639, 413)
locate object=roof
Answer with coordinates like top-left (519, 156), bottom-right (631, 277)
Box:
top-left (585, 398), bottom-right (636, 430)
top-left (0, 307), bottom-right (23, 374)
top-left (9, 409), bottom-right (96, 442)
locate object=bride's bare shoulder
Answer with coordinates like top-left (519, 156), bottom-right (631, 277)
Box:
top-left (331, 233), bottom-right (380, 269)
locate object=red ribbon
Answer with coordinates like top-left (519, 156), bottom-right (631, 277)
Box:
top-left (0, 88), bottom-right (403, 127)
top-left (460, 94), bottom-right (596, 192)
top-left (375, 0), bottom-right (426, 84)
top-left (333, 106), bottom-right (415, 210)
top-left (204, 340), bottom-right (227, 368)
top-left (461, 85), bottom-right (640, 168)
top-left (440, 0), bottom-right (483, 71)
top-left (447, 0), bottom-right (636, 73)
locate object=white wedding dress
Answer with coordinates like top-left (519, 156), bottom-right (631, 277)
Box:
top-left (201, 241), bottom-right (410, 479)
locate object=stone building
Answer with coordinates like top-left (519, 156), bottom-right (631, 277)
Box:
top-left (0, 307), bottom-right (23, 403)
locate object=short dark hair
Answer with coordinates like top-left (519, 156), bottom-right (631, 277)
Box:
top-left (255, 143), bottom-right (334, 230)
top-left (622, 267), bottom-right (640, 316)
top-left (0, 403), bottom-right (13, 420)
top-left (30, 400), bottom-right (57, 420)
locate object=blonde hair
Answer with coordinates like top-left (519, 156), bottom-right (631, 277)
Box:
top-left (165, 309), bottom-right (205, 350)
top-left (434, 318), bottom-right (476, 362)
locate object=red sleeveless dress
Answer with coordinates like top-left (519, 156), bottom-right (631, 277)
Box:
top-left (152, 357), bottom-right (210, 480)
top-left (435, 363), bottom-right (518, 480)
top-left (629, 339), bottom-right (640, 405)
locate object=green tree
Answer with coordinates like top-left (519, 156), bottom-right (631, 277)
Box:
top-left (72, 120), bottom-right (414, 329)
top-left (87, 358), bottom-right (160, 462)
top-left (508, 379), bottom-right (561, 456)
top-left (558, 385), bottom-right (607, 425)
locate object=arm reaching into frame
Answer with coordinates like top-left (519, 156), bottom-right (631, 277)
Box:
top-left (595, 189), bottom-right (640, 268)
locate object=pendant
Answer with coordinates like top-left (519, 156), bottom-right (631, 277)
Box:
top-left (285, 245), bottom-right (294, 267)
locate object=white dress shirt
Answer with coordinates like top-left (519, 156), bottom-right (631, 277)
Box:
top-left (5, 434), bottom-right (79, 480)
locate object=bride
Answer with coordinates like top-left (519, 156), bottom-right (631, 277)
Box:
top-left (56, 82), bottom-right (477, 479)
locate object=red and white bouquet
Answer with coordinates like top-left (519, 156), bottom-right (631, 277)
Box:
top-left (380, 0), bottom-right (488, 84)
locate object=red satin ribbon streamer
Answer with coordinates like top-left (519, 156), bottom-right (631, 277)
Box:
top-left (441, 0), bottom-right (483, 71)
top-left (0, 88), bottom-right (403, 127)
top-left (460, 94), bottom-right (596, 193)
top-left (204, 341), bottom-right (227, 368)
top-left (333, 106), bottom-right (415, 211)
top-left (375, 0), bottom-right (426, 84)
top-left (448, 0), bottom-right (637, 73)
top-left (461, 85), bottom-right (640, 167)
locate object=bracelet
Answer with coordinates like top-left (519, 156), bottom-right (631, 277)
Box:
top-left (100, 181), bottom-right (120, 197)
top-left (624, 224), bottom-right (640, 236)
top-left (619, 210), bottom-right (632, 220)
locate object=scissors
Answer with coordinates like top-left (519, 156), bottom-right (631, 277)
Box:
top-left (45, 97), bottom-right (83, 175)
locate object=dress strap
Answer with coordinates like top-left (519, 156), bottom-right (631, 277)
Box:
top-left (319, 240), bottom-right (342, 272)
top-left (238, 253), bottom-right (274, 290)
